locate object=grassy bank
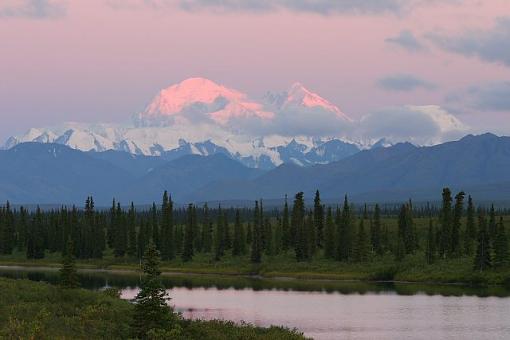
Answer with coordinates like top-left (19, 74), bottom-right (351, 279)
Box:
top-left (1, 250), bottom-right (510, 286)
top-left (0, 277), bottom-right (306, 339)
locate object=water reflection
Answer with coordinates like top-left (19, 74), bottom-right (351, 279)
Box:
top-left (1, 267), bottom-right (510, 340)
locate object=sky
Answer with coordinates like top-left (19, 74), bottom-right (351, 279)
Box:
top-left (1, 0), bottom-right (510, 142)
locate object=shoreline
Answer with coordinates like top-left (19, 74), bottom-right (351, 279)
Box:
top-left (0, 262), bottom-right (506, 289)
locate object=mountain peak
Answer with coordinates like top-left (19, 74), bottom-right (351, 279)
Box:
top-left (284, 82), bottom-right (351, 121)
top-left (140, 77), bottom-right (273, 125)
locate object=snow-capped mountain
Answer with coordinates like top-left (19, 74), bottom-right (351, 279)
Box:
top-left (264, 82), bottom-right (351, 122)
top-left (3, 77), bottom-right (363, 168)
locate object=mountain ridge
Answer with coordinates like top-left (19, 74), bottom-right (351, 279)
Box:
top-left (0, 133), bottom-right (509, 205)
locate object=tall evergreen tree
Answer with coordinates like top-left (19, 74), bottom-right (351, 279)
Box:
top-left (214, 206), bottom-right (225, 261)
top-left (27, 206), bottom-right (45, 259)
top-left (223, 210), bottom-right (232, 251)
top-left (451, 192), bottom-right (465, 257)
top-left (113, 203), bottom-right (127, 257)
top-left (425, 219), bottom-right (436, 264)
top-left (174, 224), bottom-right (183, 255)
top-left (313, 190), bottom-right (324, 249)
top-left (0, 202), bottom-right (15, 255)
top-left (150, 203), bottom-right (160, 250)
top-left (201, 204), bottom-right (212, 253)
top-left (107, 198), bottom-right (117, 249)
top-left (463, 195), bottom-right (477, 255)
top-left (160, 191), bottom-right (175, 261)
top-left (474, 210), bottom-right (491, 272)
top-left (250, 201), bottom-right (262, 264)
top-left (488, 204), bottom-right (497, 245)
top-left (182, 204), bottom-right (194, 262)
top-left (127, 202), bottom-right (138, 257)
top-left (494, 217), bottom-right (509, 268)
top-left (137, 220), bottom-right (149, 259)
top-left (336, 196), bottom-right (353, 261)
top-left (132, 242), bottom-right (174, 338)
top-left (281, 195), bottom-right (290, 251)
top-left (395, 235), bottom-right (405, 262)
top-left (16, 206), bottom-right (28, 251)
top-left (264, 217), bottom-right (273, 255)
top-left (398, 203), bottom-right (416, 254)
top-left (246, 222), bottom-right (253, 245)
top-left (292, 192), bottom-right (307, 261)
top-left (371, 204), bottom-right (382, 255)
top-left (324, 207), bottom-right (336, 259)
top-left (273, 216), bottom-right (282, 256)
top-left (232, 209), bottom-right (245, 256)
top-left (307, 209), bottom-right (317, 257)
top-left (354, 218), bottom-right (370, 262)
top-left (60, 238), bottom-right (79, 289)
top-left (192, 205), bottom-right (201, 253)
top-left (439, 188), bottom-right (453, 258)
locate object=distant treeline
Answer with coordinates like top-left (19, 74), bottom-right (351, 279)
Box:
top-left (0, 189), bottom-right (508, 271)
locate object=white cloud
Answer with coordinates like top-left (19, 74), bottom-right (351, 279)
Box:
top-left (359, 105), bottom-right (469, 145)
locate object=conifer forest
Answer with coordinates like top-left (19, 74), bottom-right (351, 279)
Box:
top-left (1, 188), bottom-right (508, 279)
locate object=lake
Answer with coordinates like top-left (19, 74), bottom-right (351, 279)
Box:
top-left (1, 266), bottom-right (510, 340)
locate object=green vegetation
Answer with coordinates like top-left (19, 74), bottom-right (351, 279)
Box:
top-left (0, 188), bottom-right (510, 287)
top-left (0, 277), bottom-right (306, 339)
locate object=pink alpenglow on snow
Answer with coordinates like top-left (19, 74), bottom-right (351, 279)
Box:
top-left (142, 77), bottom-right (274, 125)
top-left (285, 83), bottom-right (352, 122)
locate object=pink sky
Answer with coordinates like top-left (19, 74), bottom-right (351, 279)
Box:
top-left (0, 0), bottom-right (509, 140)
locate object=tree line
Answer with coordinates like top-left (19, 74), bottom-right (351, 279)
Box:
top-left (0, 188), bottom-right (508, 271)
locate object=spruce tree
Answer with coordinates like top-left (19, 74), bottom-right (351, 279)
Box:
top-left (182, 204), bottom-right (194, 262)
top-left (0, 201), bottom-right (15, 255)
top-left (246, 222), bottom-right (253, 245)
top-left (214, 206), bottom-right (225, 261)
top-left (464, 195), bottom-right (477, 255)
top-left (160, 191), bottom-right (175, 261)
top-left (336, 196), bottom-right (353, 261)
top-left (150, 203), bottom-right (160, 250)
top-left (250, 201), bottom-right (262, 264)
top-left (451, 192), bottom-right (465, 257)
top-left (132, 242), bottom-right (174, 338)
top-left (398, 203), bottom-right (415, 254)
top-left (174, 224), bottom-right (183, 255)
top-left (232, 209), bottom-right (245, 256)
top-left (127, 202), bottom-right (138, 257)
top-left (395, 234), bottom-right (405, 262)
top-left (223, 210), bottom-right (232, 251)
top-left (313, 190), bottom-right (324, 249)
top-left (60, 239), bottom-right (79, 289)
top-left (371, 204), bottom-right (382, 255)
top-left (292, 192), bottom-right (306, 261)
top-left (425, 219), bottom-right (436, 264)
top-left (488, 204), bottom-right (497, 245)
top-left (494, 217), bottom-right (509, 268)
top-left (264, 217), bottom-right (273, 256)
top-left (113, 203), bottom-right (127, 257)
top-left (16, 206), bottom-right (28, 251)
top-left (138, 220), bottom-right (148, 259)
top-left (26, 206), bottom-right (45, 259)
top-left (474, 210), bottom-right (491, 272)
top-left (107, 199), bottom-right (117, 249)
top-left (201, 204), bottom-right (212, 253)
top-left (281, 195), bottom-right (290, 251)
top-left (324, 207), bottom-right (336, 259)
top-left (439, 188), bottom-right (453, 258)
top-left (192, 205), bottom-right (201, 253)
top-left (307, 210), bottom-right (317, 257)
top-left (354, 218), bottom-right (370, 262)
top-left (273, 216), bottom-right (282, 256)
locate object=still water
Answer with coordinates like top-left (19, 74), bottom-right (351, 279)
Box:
top-left (1, 266), bottom-right (510, 340)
